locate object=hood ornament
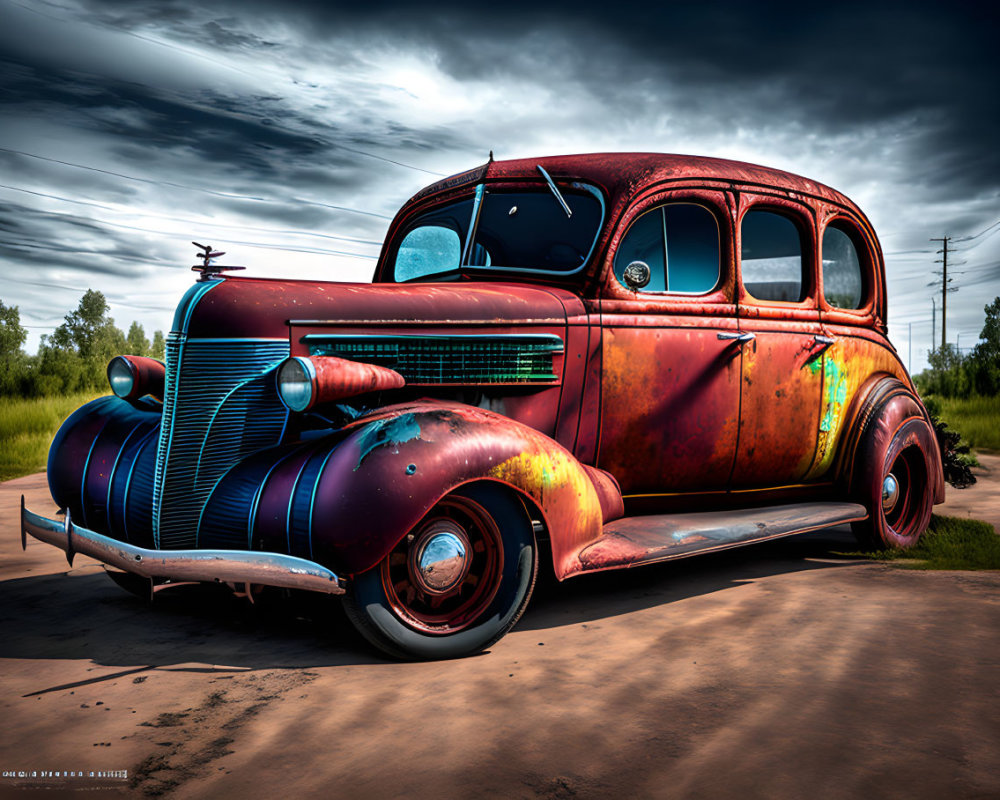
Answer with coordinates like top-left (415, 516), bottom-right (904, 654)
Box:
top-left (191, 242), bottom-right (246, 281)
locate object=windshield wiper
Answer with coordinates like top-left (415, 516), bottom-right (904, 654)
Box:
top-left (536, 165), bottom-right (572, 219)
top-left (461, 183), bottom-right (486, 266)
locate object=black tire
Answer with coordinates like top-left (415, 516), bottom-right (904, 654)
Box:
top-left (343, 483), bottom-right (537, 660)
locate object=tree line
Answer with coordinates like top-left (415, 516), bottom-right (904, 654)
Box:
top-left (0, 290), bottom-right (164, 397)
top-left (914, 297), bottom-right (1000, 398)
top-left (2, 289), bottom-right (998, 401)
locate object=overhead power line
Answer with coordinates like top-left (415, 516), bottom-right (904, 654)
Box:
top-left (2, 199), bottom-right (380, 261)
top-left (0, 147), bottom-right (394, 220)
top-left (0, 182), bottom-right (385, 247)
top-left (953, 218), bottom-right (1000, 244)
top-left (4, 231), bottom-right (376, 262)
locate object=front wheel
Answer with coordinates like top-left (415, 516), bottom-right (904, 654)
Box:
top-left (343, 483), bottom-right (537, 660)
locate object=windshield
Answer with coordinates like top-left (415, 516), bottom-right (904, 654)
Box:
top-left (390, 182), bottom-right (604, 282)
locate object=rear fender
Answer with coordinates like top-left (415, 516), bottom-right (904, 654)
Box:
top-left (834, 376), bottom-right (945, 504)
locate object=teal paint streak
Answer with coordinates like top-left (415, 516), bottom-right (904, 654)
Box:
top-left (353, 414), bottom-right (422, 471)
top-left (819, 355), bottom-right (848, 433)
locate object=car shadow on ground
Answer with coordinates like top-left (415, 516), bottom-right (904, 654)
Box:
top-left (0, 526), bottom-right (867, 673)
top-left (521, 524), bottom-right (865, 630)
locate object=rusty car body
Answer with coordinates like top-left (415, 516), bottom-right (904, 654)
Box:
top-left (22, 153), bottom-right (944, 659)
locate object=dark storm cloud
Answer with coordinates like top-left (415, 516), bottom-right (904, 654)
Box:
top-left (1, 58), bottom-right (329, 178)
top-left (0, 7), bottom-right (456, 198)
top-left (0, 201), bottom-right (175, 275)
top-left (77, 0), bottom-right (994, 195)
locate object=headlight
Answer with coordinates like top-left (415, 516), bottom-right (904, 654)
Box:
top-left (106, 355), bottom-right (166, 402)
top-left (107, 357), bottom-right (135, 399)
top-left (277, 357), bottom-right (316, 412)
top-left (276, 356), bottom-right (405, 412)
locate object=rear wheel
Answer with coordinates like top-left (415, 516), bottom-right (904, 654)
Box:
top-left (343, 483), bottom-right (537, 660)
top-left (851, 416), bottom-right (935, 549)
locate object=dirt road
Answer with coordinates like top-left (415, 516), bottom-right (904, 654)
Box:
top-left (1, 464), bottom-right (998, 799)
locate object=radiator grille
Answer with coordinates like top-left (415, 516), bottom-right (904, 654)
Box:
top-left (305, 335), bottom-right (563, 384)
top-left (153, 336), bottom-right (289, 548)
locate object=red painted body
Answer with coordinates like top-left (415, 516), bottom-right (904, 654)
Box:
top-left (36, 153), bottom-right (944, 628)
top-left (300, 356), bottom-right (405, 407)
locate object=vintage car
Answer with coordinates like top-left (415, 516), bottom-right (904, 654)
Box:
top-left (22, 153), bottom-right (944, 659)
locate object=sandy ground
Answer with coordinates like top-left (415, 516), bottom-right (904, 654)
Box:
top-left (936, 452), bottom-right (1000, 533)
top-left (1, 461), bottom-right (998, 800)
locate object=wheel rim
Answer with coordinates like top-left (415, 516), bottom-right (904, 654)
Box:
top-left (881, 473), bottom-right (900, 513)
top-left (381, 495), bottom-right (504, 634)
top-left (883, 445), bottom-right (926, 539)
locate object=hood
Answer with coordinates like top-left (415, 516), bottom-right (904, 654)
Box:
top-left (179, 277), bottom-right (575, 340)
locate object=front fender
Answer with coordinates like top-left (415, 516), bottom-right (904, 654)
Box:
top-left (204, 402), bottom-right (620, 579)
top-left (47, 395), bottom-right (161, 546)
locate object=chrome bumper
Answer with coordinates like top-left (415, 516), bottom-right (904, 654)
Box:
top-left (20, 497), bottom-right (345, 595)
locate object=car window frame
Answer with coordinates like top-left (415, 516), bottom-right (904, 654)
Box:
top-left (818, 213), bottom-right (877, 320)
top-left (612, 201), bottom-right (725, 296)
top-left (735, 193), bottom-right (820, 323)
top-left (600, 187), bottom-right (737, 315)
top-left (383, 179), bottom-right (607, 283)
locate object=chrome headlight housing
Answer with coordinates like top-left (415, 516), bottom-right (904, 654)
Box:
top-left (107, 356), bottom-right (136, 399)
top-left (277, 357), bottom-right (316, 412)
top-left (276, 355), bottom-right (404, 412)
top-left (106, 355), bottom-right (166, 403)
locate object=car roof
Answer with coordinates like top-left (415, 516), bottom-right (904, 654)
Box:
top-left (409, 152), bottom-right (864, 217)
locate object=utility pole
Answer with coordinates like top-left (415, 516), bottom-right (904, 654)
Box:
top-left (908, 322), bottom-right (912, 373)
top-left (930, 236), bottom-right (950, 349)
top-left (927, 236), bottom-right (965, 349)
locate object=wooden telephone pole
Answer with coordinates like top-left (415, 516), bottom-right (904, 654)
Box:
top-left (930, 236), bottom-right (952, 349)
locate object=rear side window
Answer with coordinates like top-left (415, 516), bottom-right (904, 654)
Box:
top-left (741, 210), bottom-right (804, 302)
top-left (614, 203), bottom-right (720, 293)
top-left (822, 224), bottom-right (864, 309)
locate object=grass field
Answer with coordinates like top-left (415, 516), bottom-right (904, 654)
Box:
top-left (0, 393), bottom-right (104, 481)
top-left (935, 394), bottom-right (1000, 452)
top-left (840, 514), bottom-right (1000, 570)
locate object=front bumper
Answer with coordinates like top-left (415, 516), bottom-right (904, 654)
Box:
top-left (20, 498), bottom-right (345, 595)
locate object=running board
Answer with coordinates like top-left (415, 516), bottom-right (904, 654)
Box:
top-left (575, 501), bottom-right (868, 574)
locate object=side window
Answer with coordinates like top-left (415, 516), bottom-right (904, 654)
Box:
top-left (741, 210), bottom-right (804, 302)
top-left (395, 225), bottom-right (461, 281)
top-left (615, 206), bottom-right (666, 291)
top-left (614, 203), bottom-right (720, 294)
top-left (822, 224), bottom-right (864, 309)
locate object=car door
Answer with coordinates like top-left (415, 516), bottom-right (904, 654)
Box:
top-left (731, 196), bottom-right (826, 488)
top-left (596, 190), bottom-right (742, 496)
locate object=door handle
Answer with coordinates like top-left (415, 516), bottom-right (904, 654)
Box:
top-left (718, 332), bottom-right (756, 344)
top-left (813, 334), bottom-right (836, 353)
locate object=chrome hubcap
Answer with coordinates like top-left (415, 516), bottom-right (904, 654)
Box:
top-left (882, 473), bottom-right (900, 513)
top-left (411, 522), bottom-right (470, 595)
